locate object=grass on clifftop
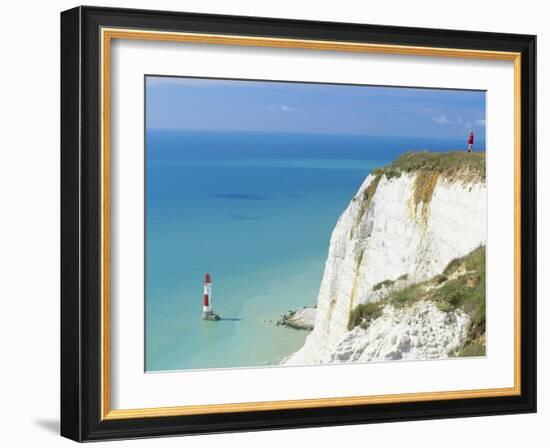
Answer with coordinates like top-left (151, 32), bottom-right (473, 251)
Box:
top-left (372, 150), bottom-right (486, 182)
top-left (348, 246), bottom-right (486, 357)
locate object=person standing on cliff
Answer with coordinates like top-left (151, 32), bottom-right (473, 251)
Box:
top-left (467, 130), bottom-right (474, 153)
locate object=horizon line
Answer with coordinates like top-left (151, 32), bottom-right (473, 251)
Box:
top-left (146, 128), bottom-right (486, 140)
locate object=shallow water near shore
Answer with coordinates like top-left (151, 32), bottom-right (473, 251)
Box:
top-left (145, 131), bottom-right (482, 371)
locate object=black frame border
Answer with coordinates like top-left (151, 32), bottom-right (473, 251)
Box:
top-left (61, 5), bottom-right (536, 442)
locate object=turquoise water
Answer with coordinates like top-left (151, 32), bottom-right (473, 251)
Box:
top-left (145, 131), bottom-right (484, 371)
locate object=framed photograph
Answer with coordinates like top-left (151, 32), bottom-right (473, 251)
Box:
top-left (60, 6), bottom-right (536, 442)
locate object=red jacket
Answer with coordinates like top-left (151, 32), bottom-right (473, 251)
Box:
top-left (468, 132), bottom-right (474, 145)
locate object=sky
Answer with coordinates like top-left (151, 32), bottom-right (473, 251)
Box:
top-left (146, 76), bottom-right (486, 140)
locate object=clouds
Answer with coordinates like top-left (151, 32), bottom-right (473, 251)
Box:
top-left (432, 115), bottom-right (467, 126)
top-left (433, 115), bottom-right (485, 131)
top-left (432, 115), bottom-right (452, 124)
top-left (265, 104), bottom-right (294, 112)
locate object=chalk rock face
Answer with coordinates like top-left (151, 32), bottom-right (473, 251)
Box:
top-left (326, 302), bottom-right (470, 363)
top-left (286, 171), bottom-right (486, 365)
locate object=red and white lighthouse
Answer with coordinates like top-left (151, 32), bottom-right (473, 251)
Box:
top-left (202, 273), bottom-right (219, 320)
top-left (467, 130), bottom-right (474, 152)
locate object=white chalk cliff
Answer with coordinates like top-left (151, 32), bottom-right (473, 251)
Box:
top-left (286, 154), bottom-right (486, 365)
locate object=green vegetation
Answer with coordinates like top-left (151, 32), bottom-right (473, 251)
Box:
top-left (372, 273), bottom-right (408, 292)
top-left (432, 246), bottom-right (486, 346)
top-left (348, 282), bottom-right (426, 330)
top-left (347, 246), bottom-right (486, 356)
top-left (443, 257), bottom-right (462, 276)
top-left (373, 151), bottom-right (485, 182)
top-left (457, 336), bottom-right (486, 357)
top-left (372, 278), bottom-right (395, 291)
top-left (434, 274), bottom-right (447, 284)
top-left (348, 302), bottom-right (384, 330)
top-left (390, 283), bottom-right (427, 308)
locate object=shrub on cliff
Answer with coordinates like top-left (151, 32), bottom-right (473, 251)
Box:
top-left (348, 302), bottom-right (383, 330)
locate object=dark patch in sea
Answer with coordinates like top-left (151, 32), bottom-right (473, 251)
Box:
top-left (213, 193), bottom-right (272, 201)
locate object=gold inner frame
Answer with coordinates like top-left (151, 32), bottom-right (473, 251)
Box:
top-left (100, 27), bottom-right (522, 420)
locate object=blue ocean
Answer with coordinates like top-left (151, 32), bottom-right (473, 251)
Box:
top-left (145, 130), bottom-right (485, 371)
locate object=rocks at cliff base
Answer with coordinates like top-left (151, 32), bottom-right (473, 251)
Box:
top-left (277, 307), bottom-right (316, 331)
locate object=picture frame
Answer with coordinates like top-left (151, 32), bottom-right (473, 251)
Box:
top-left (60, 5), bottom-right (536, 442)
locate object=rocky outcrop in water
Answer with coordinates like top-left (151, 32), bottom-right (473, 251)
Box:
top-left (277, 307), bottom-right (316, 331)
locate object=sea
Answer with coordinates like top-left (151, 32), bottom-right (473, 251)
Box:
top-left (145, 130), bottom-right (485, 372)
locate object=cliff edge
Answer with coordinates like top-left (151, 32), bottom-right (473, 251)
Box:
top-left (285, 151), bottom-right (486, 365)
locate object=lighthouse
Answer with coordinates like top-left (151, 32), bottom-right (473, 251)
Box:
top-left (467, 130), bottom-right (474, 153)
top-left (202, 273), bottom-right (219, 321)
